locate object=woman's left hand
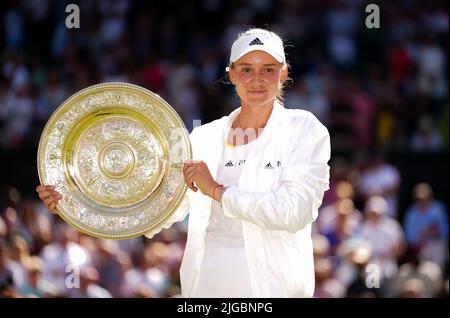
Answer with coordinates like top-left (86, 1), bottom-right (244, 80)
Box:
top-left (183, 160), bottom-right (219, 199)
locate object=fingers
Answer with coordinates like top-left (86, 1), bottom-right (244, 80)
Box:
top-left (36, 185), bottom-right (62, 213)
top-left (183, 163), bottom-right (198, 179)
top-left (186, 182), bottom-right (198, 192)
top-left (183, 160), bottom-right (207, 175)
top-left (185, 171), bottom-right (198, 192)
top-left (183, 164), bottom-right (198, 192)
top-left (48, 201), bottom-right (58, 213)
top-left (36, 185), bottom-right (61, 196)
top-left (184, 177), bottom-right (198, 192)
top-left (183, 161), bottom-right (209, 192)
top-left (37, 191), bottom-right (62, 204)
top-left (185, 178), bottom-right (198, 192)
top-left (43, 196), bottom-right (59, 213)
top-left (36, 185), bottom-right (55, 193)
top-left (37, 190), bottom-right (61, 200)
top-left (184, 160), bottom-right (202, 165)
top-left (183, 164), bottom-right (197, 177)
top-left (185, 168), bottom-right (197, 182)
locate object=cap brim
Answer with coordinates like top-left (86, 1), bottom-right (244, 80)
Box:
top-left (231, 47), bottom-right (284, 64)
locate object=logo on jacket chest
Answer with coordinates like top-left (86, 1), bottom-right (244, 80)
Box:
top-left (223, 159), bottom-right (281, 169)
top-left (224, 159), bottom-right (246, 167)
top-left (264, 160), bottom-right (281, 169)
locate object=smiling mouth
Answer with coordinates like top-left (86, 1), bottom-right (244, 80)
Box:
top-left (248, 90), bottom-right (267, 94)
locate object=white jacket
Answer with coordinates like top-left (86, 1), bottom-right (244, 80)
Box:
top-left (148, 102), bottom-right (331, 297)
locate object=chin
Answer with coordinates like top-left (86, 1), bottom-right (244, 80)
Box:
top-left (244, 95), bottom-right (274, 107)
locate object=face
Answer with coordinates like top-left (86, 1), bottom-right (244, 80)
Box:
top-left (229, 50), bottom-right (287, 107)
top-left (366, 211), bottom-right (381, 222)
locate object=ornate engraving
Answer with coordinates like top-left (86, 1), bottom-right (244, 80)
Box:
top-left (38, 83), bottom-right (191, 239)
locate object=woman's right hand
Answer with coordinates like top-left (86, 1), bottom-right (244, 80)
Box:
top-left (183, 160), bottom-right (199, 192)
top-left (36, 185), bottom-right (63, 214)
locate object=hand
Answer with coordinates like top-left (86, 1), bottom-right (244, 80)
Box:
top-left (183, 160), bottom-right (220, 199)
top-left (36, 185), bottom-right (63, 214)
top-left (183, 160), bottom-right (200, 192)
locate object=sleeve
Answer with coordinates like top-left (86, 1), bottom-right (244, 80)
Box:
top-left (221, 117), bottom-right (331, 233)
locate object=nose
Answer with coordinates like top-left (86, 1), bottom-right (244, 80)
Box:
top-left (249, 70), bottom-right (263, 83)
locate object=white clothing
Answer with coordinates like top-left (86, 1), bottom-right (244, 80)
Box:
top-left (196, 141), bottom-right (255, 297)
top-left (195, 241), bottom-right (252, 297)
top-left (146, 102), bottom-right (331, 297)
top-left (205, 141), bottom-right (255, 243)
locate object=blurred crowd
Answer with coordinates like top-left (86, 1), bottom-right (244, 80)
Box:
top-left (0, 174), bottom-right (448, 298)
top-left (0, 193), bottom-right (188, 297)
top-left (314, 178), bottom-right (448, 298)
top-left (0, 0), bottom-right (448, 298)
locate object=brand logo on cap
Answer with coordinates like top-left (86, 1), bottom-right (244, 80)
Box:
top-left (249, 37), bottom-right (264, 46)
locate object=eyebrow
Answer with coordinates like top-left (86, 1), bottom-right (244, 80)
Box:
top-left (236, 63), bottom-right (278, 66)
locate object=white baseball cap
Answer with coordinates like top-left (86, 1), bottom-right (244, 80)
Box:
top-left (229, 28), bottom-right (286, 64)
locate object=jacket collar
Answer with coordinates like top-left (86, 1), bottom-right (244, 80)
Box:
top-left (223, 101), bottom-right (286, 140)
top-left (225, 101), bottom-right (285, 137)
top-left (203, 101), bottom-right (285, 180)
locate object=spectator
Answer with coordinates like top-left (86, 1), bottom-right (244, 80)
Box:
top-left (316, 181), bottom-right (362, 237)
top-left (410, 115), bottom-right (444, 152)
top-left (322, 199), bottom-right (361, 253)
top-left (360, 196), bottom-right (406, 281)
top-left (18, 256), bottom-right (56, 297)
top-left (404, 183), bottom-right (448, 270)
top-left (346, 246), bottom-right (381, 298)
top-left (0, 240), bottom-right (16, 297)
top-left (358, 154), bottom-right (401, 218)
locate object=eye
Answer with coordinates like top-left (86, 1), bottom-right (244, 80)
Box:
top-left (263, 68), bottom-right (274, 73)
top-left (241, 67), bottom-right (252, 73)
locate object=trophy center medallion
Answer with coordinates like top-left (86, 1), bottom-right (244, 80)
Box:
top-left (99, 143), bottom-right (134, 178)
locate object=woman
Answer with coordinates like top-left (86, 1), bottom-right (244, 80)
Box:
top-left (36, 28), bottom-right (331, 297)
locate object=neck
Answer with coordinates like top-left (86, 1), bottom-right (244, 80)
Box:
top-left (234, 101), bottom-right (276, 129)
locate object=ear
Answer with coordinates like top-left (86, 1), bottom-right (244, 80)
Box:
top-left (280, 65), bottom-right (288, 84)
top-left (228, 67), bottom-right (235, 84)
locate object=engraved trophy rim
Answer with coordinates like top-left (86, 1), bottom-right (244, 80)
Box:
top-left (37, 82), bottom-right (192, 239)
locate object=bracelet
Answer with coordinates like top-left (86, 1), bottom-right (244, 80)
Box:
top-left (212, 184), bottom-right (223, 201)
